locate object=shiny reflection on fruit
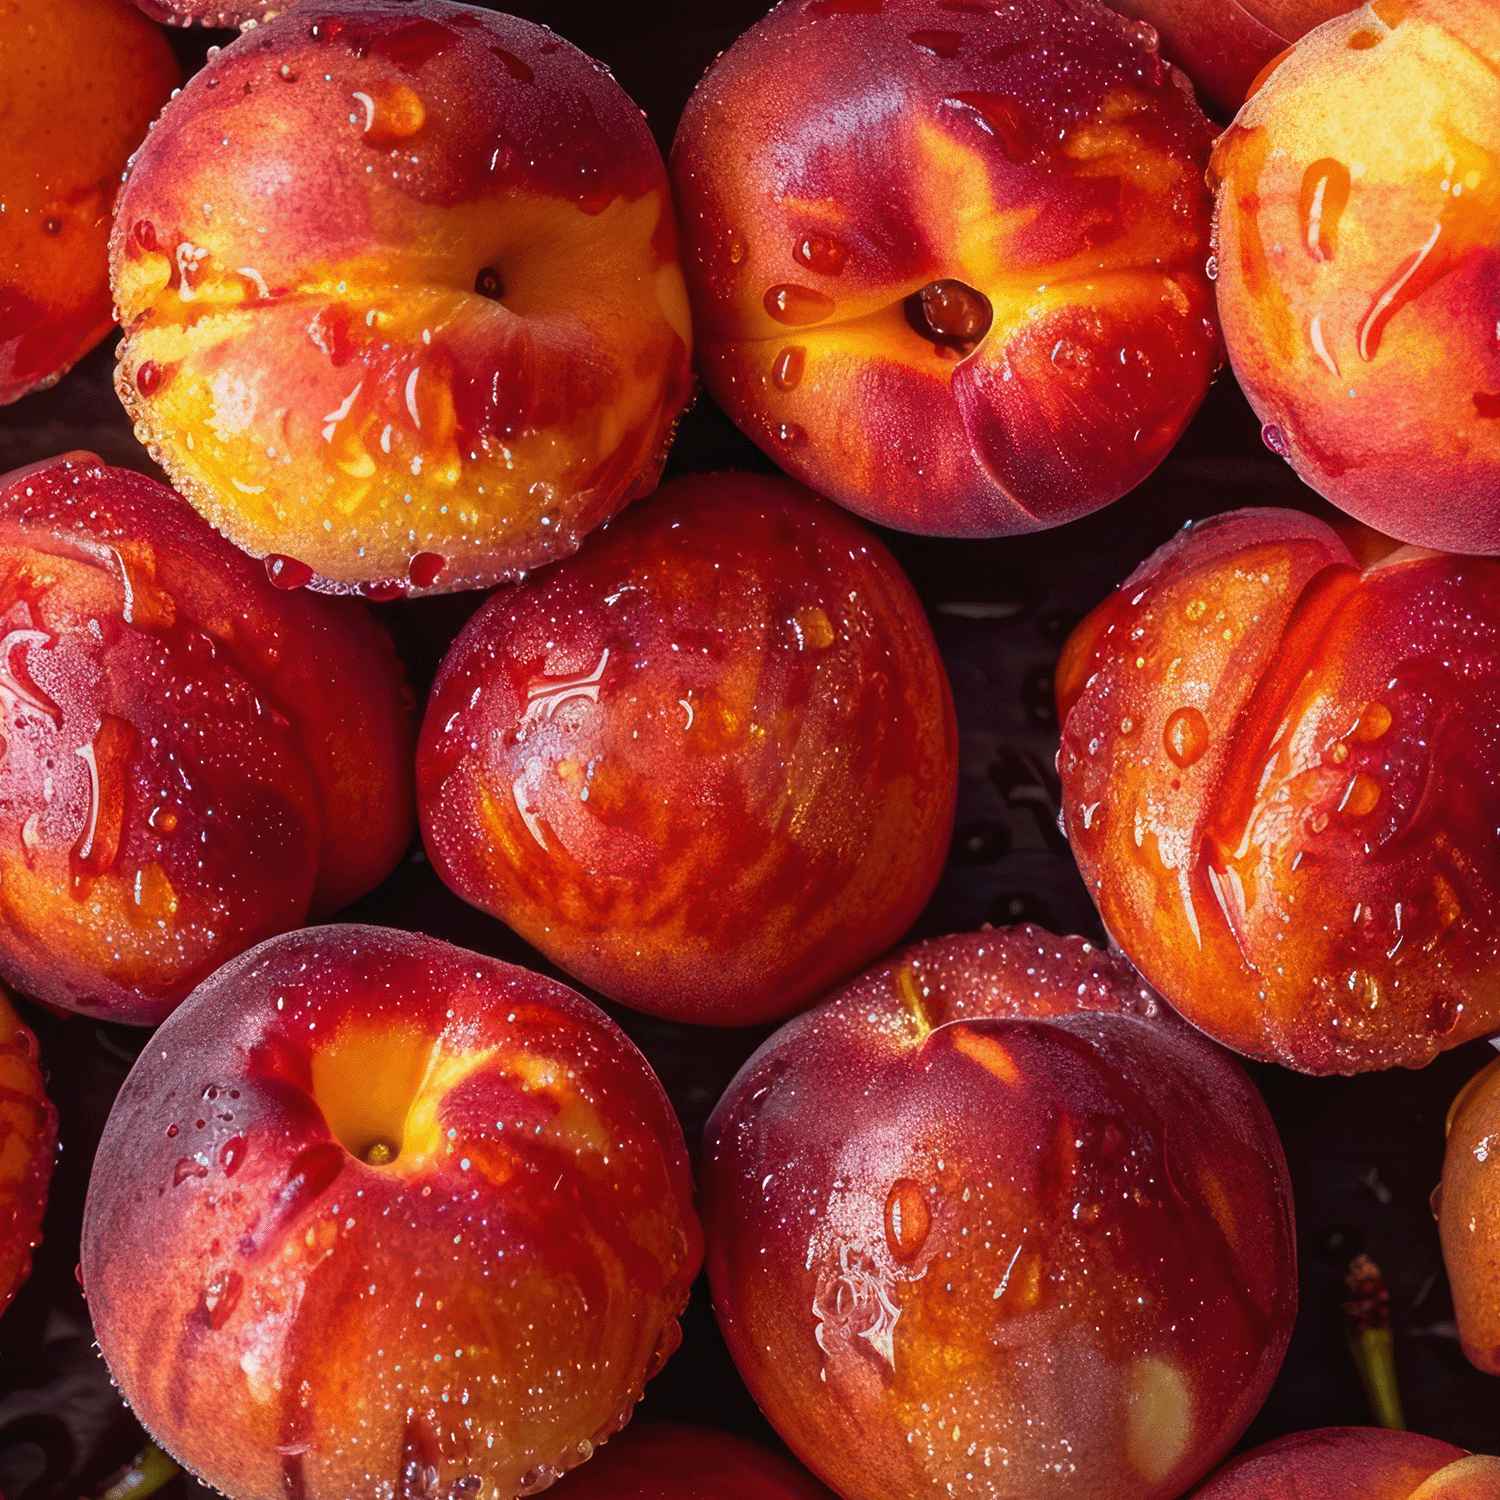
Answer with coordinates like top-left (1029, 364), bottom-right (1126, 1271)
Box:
top-left (1057, 506), bottom-right (1500, 1073)
top-left (81, 926), bottom-right (702, 1500)
top-left (417, 472), bottom-right (957, 1026)
top-left (702, 926), bottom-right (1296, 1500)
top-left (670, 0), bottom-right (1219, 538)
top-left (0, 454), bottom-right (414, 1024)
top-left (1212, 0), bottom-right (1500, 553)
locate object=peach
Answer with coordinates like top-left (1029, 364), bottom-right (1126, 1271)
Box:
top-left (548, 1423), bottom-right (834, 1498)
top-left (81, 925), bottom-right (703, 1500)
top-left (0, 0), bottom-right (179, 404)
top-left (670, 0), bottom-right (1220, 538)
top-left (1102, 0), bottom-right (1351, 115)
top-left (1211, 0), bottom-right (1500, 554)
top-left (700, 926), bottom-right (1296, 1500)
top-left (111, 0), bottom-right (693, 598)
top-left (1189, 1427), bottom-right (1500, 1497)
top-left (130, 0), bottom-right (284, 28)
top-left (0, 453), bottom-right (413, 1025)
top-left (1438, 1055), bottom-right (1500, 1376)
top-left (0, 986), bottom-right (56, 1316)
top-left (1057, 507), bottom-right (1500, 1073)
top-left (417, 472), bottom-right (957, 1027)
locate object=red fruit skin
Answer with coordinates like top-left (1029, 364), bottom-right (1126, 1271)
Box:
top-left (81, 925), bottom-right (703, 1500)
top-left (0, 0), bottom-right (179, 403)
top-left (111, 0), bottom-right (693, 596)
top-left (0, 454), bottom-right (414, 1024)
top-left (1103, 0), bottom-right (1351, 115)
top-left (1057, 506), bottom-right (1500, 1073)
top-left (1440, 1057), bottom-right (1500, 1377)
top-left (130, 0), bottom-right (284, 27)
top-left (0, 988), bottom-right (57, 1316)
top-left (670, 0), bottom-right (1220, 538)
top-left (417, 472), bottom-right (958, 1027)
top-left (1189, 1427), bottom-right (1500, 1497)
top-left (701, 927), bottom-right (1296, 1500)
top-left (548, 1424), bottom-right (835, 1499)
top-left (1211, 0), bottom-right (1500, 554)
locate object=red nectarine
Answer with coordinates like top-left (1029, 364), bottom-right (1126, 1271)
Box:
top-left (0, 987), bottom-right (56, 1316)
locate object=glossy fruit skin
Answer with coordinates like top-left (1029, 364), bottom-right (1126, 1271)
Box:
top-left (670, 0), bottom-right (1219, 539)
top-left (1439, 1056), bottom-right (1500, 1377)
top-left (1058, 507), bottom-right (1500, 1074)
top-left (417, 472), bottom-right (958, 1027)
top-left (1103, 0), bottom-right (1350, 115)
top-left (110, 0), bottom-right (693, 597)
top-left (0, 454), bottom-right (413, 1024)
top-left (1189, 1427), bottom-right (1500, 1497)
top-left (130, 0), bottom-right (285, 29)
top-left (701, 927), bottom-right (1296, 1500)
top-left (1212, 0), bottom-right (1500, 554)
top-left (81, 925), bottom-right (703, 1500)
top-left (0, 0), bottom-right (179, 403)
top-left (548, 1423), bottom-right (834, 1499)
top-left (0, 988), bottom-right (56, 1316)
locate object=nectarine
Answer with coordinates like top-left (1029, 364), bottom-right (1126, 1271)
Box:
top-left (701, 926), bottom-right (1296, 1500)
top-left (81, 925), bottom-right (703, 1500)
top-left (671, 0), bottom-right (1220, 537)
top-left (418, 472), bottom-right (957, 1027)
top-left (1189, 1427), bottom-right (1500, 1497)
top-left (111, 0), bottom-right (693, 596)
top-left (1058, 507), bottom-right (1500, 1072)
top-left (0, 454), bottom-right (413, 1024)
top-left (1438, 1055), bottom-right (1500, 1377)
top-left (1212, 0), bottom-right (1500, 553)
top-left (0, 0), bottom-right (178, 403)
top-left (0, 986), bottom-right (56, 1316)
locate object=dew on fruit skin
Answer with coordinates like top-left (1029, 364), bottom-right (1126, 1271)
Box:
top-left (906, 279), bottom-right (992, 351)
top-left (409, 552), bottom-right (446, 589)
top-left (945, 90), bottom-right (1034, 163)
top-left (776, 422), bottom-right (807, 447)
top-left (793, 233), bottom-right (848, 275)
top-left (266, 554), bottom-right (314, 590)
top-left (908, 27), bottom-right (962, 56)
top-left (764, 284), bottom-right (836, 326)
top-left (1351, 701), bottom-right (1392, 742)
top-left (1261, 423), bottom-right (1291, 458)
top-left (1162, 707), bottom-right (1208, 769)
top-left (1339, 771), bottom-right (1381, 818)
top-left (1299, 159), bottom-right (1351, 263)
top-left (134, 360), bottom-right (163, 396)
top-left (771, 345), bottom-right (806, 391)
top-left (885, 1178), bottom-right (932, 1261)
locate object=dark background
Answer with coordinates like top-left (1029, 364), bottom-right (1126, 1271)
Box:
top-left (1, 4), bottom-right (1498, 1496)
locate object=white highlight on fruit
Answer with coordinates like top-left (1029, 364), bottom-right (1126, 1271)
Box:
top-left (352, 91), bottom-right (376, 133)
top-left (321, 381), bottom-right (363, 441)
top-left (405, 368), bottom-right (422, 428)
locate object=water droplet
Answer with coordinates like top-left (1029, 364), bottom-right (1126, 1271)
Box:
top-left (134, 361), bottom-right (163, 396)
top-left (71, 716), bottom-right (135, 895)
top-left (776, 422), bottom-right (806, 446)
top-left (1351, 701), bottom-right (1392, 742)
top-left (792, 233), bottom-right (848, 275)
top-left (1341, 772), bottom-right (1381, 818)
top-left (362, 1137), bottom-right (398, 1165)
top-left (885, 1178), bottom-right (932, 1261)
top-left (266, 554), bottom-right (314, 590)
top-left (220, 1136), bottom-right (248, 1177)
top-left (166, 1122), bottom-right (179, 1138)
top-left (1163, 707), bottom-right (1208, 768)
top-left (726, 230), bottom-right (747, 266)
top-left (356, 81), bottom-right (427, 145)
top-left (131, 219), bottom-right (158, 252)
top-left (906, 279), bottom-right (992, 350)
top-left (278, 62), bottom-right (298, 81)
top-left (408, 552), bottom-right (445, 589)
top-left (764, 283), bottom-right (836, 327)
top-left (474, 266), bottom-right (504, 301)
top-left (947, 91), bottom-right (1034, 162)
top-left (1427, 993), bottom-right (1460, 1036)
top-left (149, 804), bottom-right (179, 834)
top-left (173, 1156), bottom-right (209, 1186)
top-left (1299, 159), bottom-right (1351, 262)
top-left (42, 216), bottom-right (62, 237)
top-left (1205, 253), bottom-right (1218, 281)
top-left (1261, 423), bottom-right (1291, 457)
top-left (771, 345), bottom-right (806, 391)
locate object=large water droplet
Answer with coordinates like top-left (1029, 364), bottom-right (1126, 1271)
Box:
top-left (792, 233), bottom-right (848, 276)
top-left (884, 1178), bottom-right (932, 1262)
top-left (771, 345), bottom-right (806, 391)
top-left (1163, 707), bottom-right (1208, 768)
top-left (1351, 701), bottom-right (1392, 742)
top-left (764, 283), bottom-right (836, 327)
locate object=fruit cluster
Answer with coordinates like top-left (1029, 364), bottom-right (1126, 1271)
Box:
top-left (2, 0), bottom-right (1499, 1494)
